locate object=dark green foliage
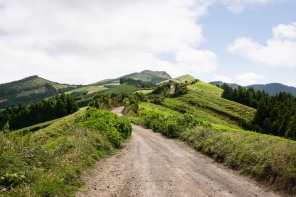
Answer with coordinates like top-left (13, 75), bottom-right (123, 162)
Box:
top-left (78, 109), bottom-right (132, 147)
top-left (122, 92), bottom-right (147, 115)
top-left (220, 83), bottom-right (266, 109)
top-left (152, 83), bottom-right (188, 98)
top-left (89, 93), bottom-right (112, 110)
top-left (172, 83), bottom-right (188, 97)
top-left (220, 83), bottom-right (296, 140)
top-left (0, 94), bottom-right (79, 131)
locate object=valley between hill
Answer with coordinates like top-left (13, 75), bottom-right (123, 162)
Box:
top-left (76, 107), bottom-right (280, 197)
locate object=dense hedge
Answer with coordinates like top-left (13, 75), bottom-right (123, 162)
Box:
top-left (78, 108), bottom-right (132, 147)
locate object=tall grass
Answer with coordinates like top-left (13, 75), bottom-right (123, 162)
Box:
top-left (132, 105), bottom-right (296, 194)
top-left (0, 108), bottom-right (132, 196)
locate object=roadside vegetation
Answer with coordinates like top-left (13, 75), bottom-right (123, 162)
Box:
top-left (0, 106), bottom-right (132, 196)
top-left (123, 81), bottom-right (296, 194)
top-left (126, 102), bottom-right (296, 194)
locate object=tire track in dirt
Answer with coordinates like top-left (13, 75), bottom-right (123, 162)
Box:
top-left (76, 107), bottom-right (281, 197)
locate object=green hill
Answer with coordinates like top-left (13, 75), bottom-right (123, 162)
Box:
top-left (163, 81), bottom-right (255, 129)
top-left (157, 74), bottom-right (196, 85)
top-left (0, 75), bottom-right (78, 109)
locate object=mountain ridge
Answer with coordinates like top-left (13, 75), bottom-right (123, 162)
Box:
top-left (210, 81), bottom-right (296, 97)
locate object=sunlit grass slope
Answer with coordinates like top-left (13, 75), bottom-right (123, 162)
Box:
top-left (164, 81), bottom-right (256, 129)
top-left (157, 74), bottom-right (196, 85)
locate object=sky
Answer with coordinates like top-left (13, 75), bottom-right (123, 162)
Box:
top-left (0, 0), bottom-right (295, 86)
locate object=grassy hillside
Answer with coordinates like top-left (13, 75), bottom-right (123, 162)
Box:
top-left (105, 84), bottom-right (139, 95)
top-left (0, 75), bottom-right (75, 96)
top-left (119, 70), bottom-right (171, 84)
top-left (164, 81), bottom-right (255, 129)
top-left (157, 74), bottom-right (196, 85)
top-left (0, 108), bottom-right (132, 196)
top-left (0, 76), bottom-right (78, 109)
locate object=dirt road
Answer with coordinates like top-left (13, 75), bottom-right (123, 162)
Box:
top-left (76, 107), bottom-right (280, 197)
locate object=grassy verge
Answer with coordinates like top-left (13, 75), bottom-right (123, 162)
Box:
top-left (0, 108), bottom-right (132, 196)
top-left (127, 103), bottom-right (296, 194)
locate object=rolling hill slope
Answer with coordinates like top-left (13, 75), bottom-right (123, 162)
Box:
top-left (120, 70), bottom-right (171, 83)
top-left (163, 81), bottom-right (256, 129)
top-left (0, 75), bottom-right (78, 109)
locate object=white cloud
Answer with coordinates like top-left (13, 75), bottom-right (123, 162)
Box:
top-left (235, 72), bottom-right (266, 85)
top-left (176, 49), bottom-right (218, 74)
top-left (0, 0), bottom-right (216, 84)
top-left (212, 74), bottom-right (233, 83)
top-left (272, 23), bottom-right (296, 40)
top-left (228, 22), bottom-right (296, 68)
top-left (221, 0), bottom-right (278, 13)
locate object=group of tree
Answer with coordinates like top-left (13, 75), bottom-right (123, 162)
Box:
top-left (120, 78), bottom-right (156, 88)
top-left (219, 83), bottom-right (296, 139)
top-left (219, 83), bottom-right (268, 109)
top-left (0, 94), bottom-right (79, 131)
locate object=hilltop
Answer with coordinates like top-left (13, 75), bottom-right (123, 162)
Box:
top-left (157, 74), bottom-right (196, 85)
top-left (120, 70), bottom-right (171, 83)
top-left (0, 70), bottom-right (171, 109)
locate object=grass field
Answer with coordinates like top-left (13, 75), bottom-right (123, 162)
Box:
top-left (105, 84), bottom-right (138, 95)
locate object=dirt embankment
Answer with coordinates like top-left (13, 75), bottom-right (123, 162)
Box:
top-left (76, 107), bottom-right (281, 197)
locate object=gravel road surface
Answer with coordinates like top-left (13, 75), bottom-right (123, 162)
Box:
top-left (76, 107), bottom-right (280, 197)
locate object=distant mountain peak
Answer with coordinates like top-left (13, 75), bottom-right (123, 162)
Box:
top-left (119, 70), bottom-right (172, 84)
top-left (210, 81), bottom-right (296, 97)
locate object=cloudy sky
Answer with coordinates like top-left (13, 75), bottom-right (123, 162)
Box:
top-left (0, 0), bottom-right (295, 86)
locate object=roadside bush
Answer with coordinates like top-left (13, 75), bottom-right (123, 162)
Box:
top-left (139, 110), bottom-right (211, 138)
top-left (78, 108), bottom-right (132, 147)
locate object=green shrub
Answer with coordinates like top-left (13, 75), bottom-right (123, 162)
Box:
top-left (78, 108), bottom-right (132, 147)
top-left (139, 110), bottom-right (211, 138)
